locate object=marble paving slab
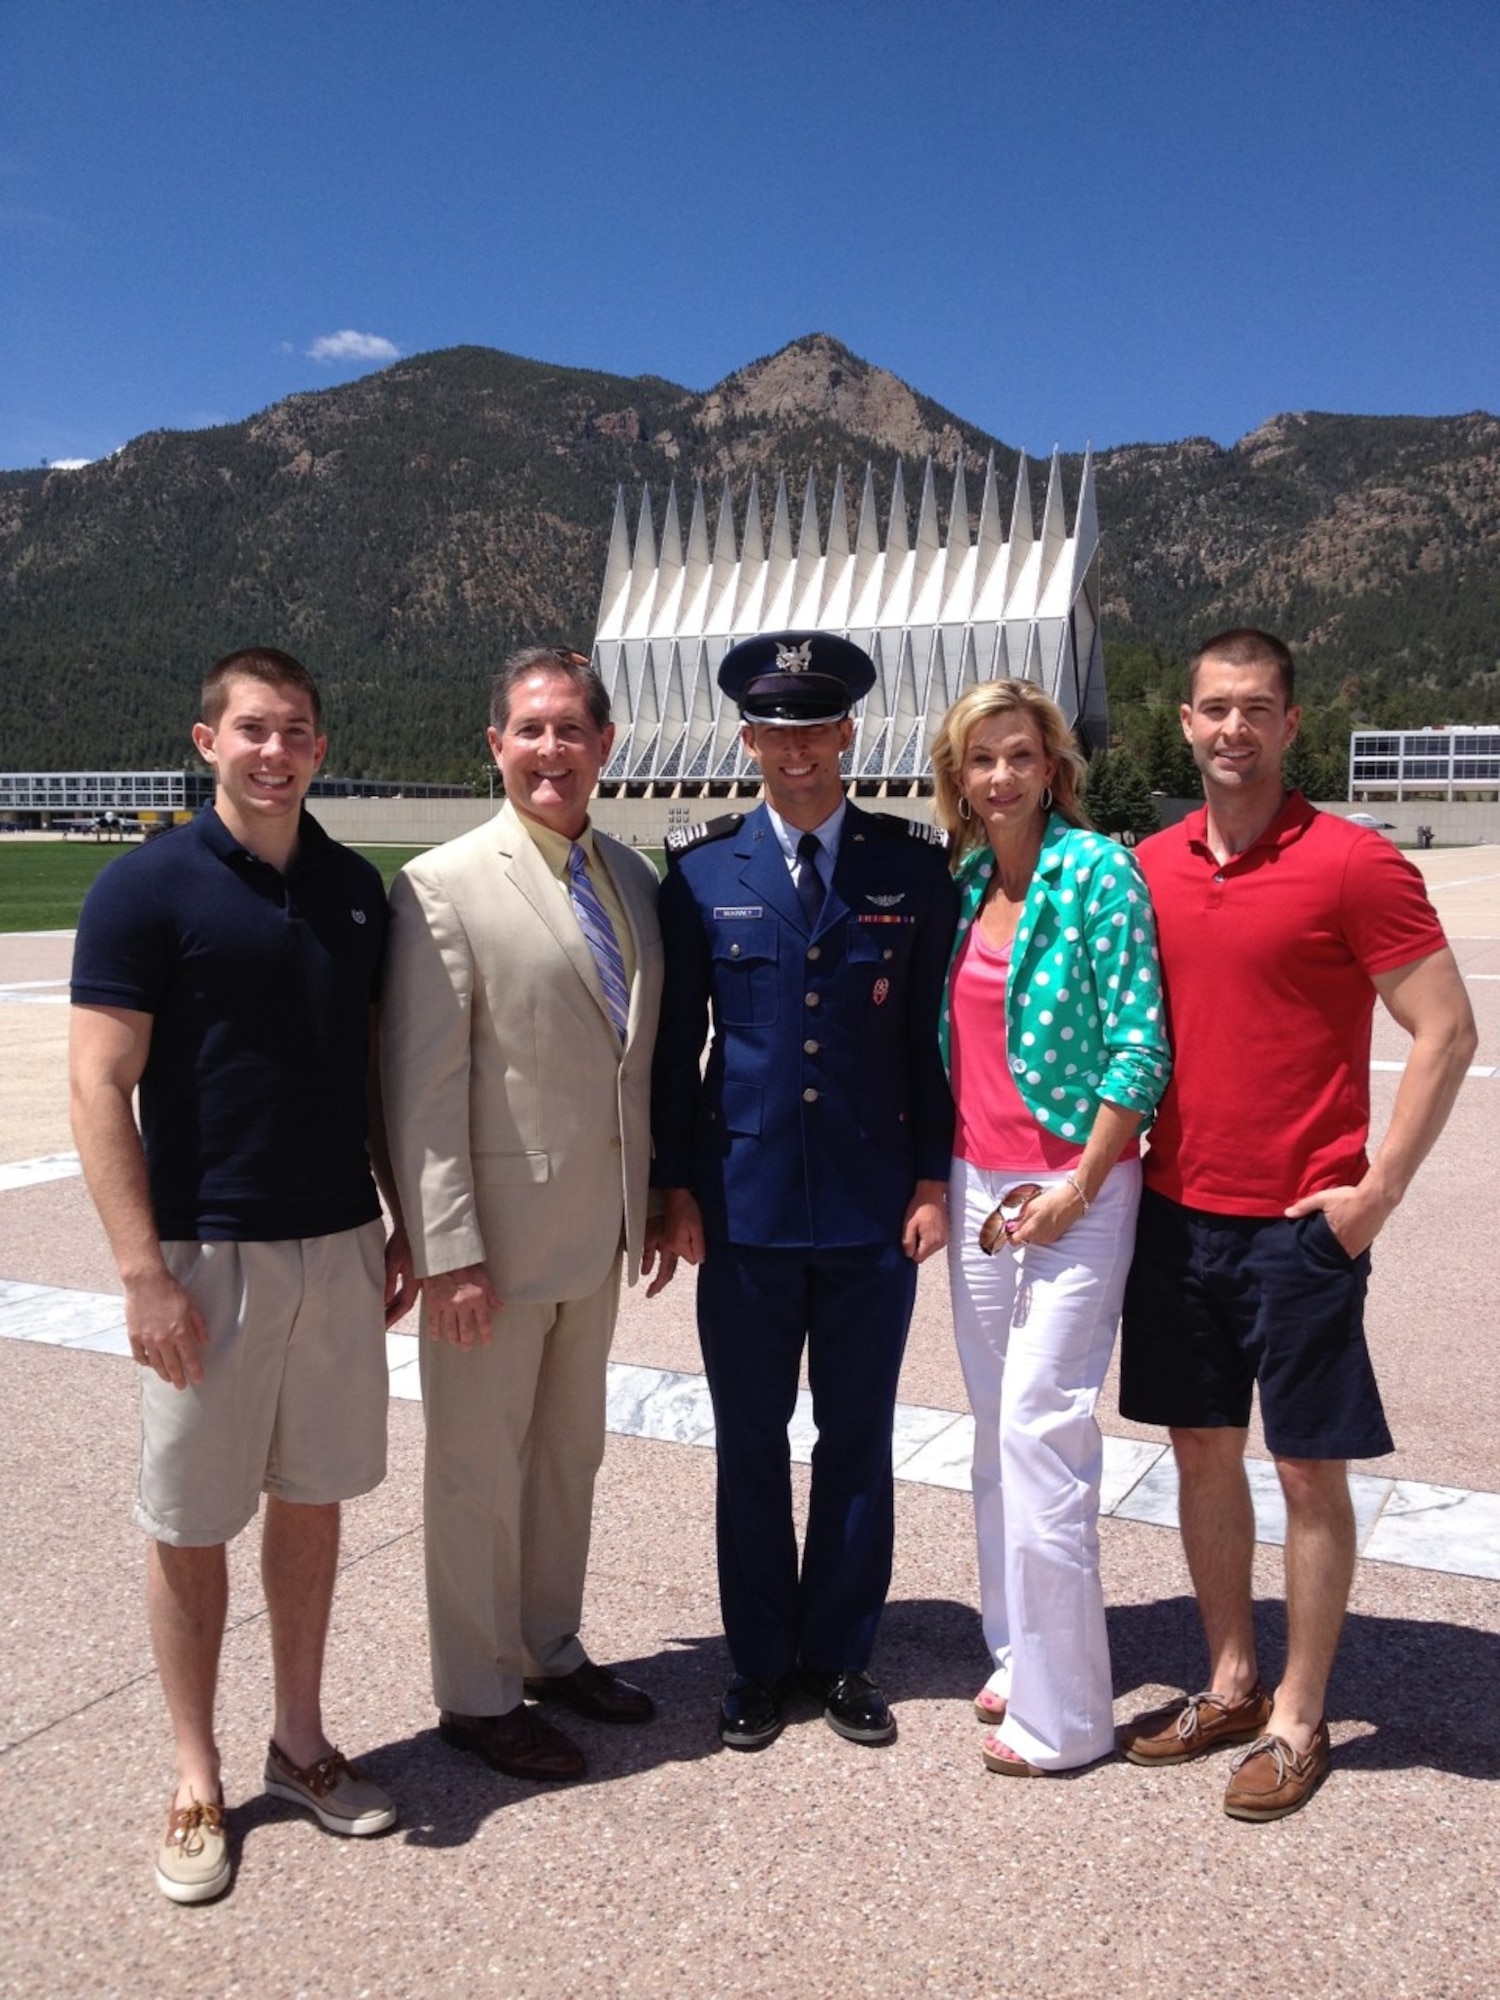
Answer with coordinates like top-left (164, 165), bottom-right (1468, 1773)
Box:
top-left (0, 1283), bottom-right (126, 1343)
top-left (1099, 1436), bottom-right (1168, 1515)
top-left (787, 1388), bottom-right (818, 1463)
top-left (386, 1330), bottom-right (422, 1403)
top-left (1371, 1058), bottom-right (1497, 1078)
top-left (59, 1322), bottom-right (132, 1355)
top-left (1362, 1481), bottom-right (1500, 1580)
top-left (606, 1363), bottom-right (716, 1446)
top-left (0, 1279), bottom-right (50, 1305)
top-left (895, 1415), bottom-right (975, 1491)
top-left (0, 1152), bottom-right (82, 1192)
top-left (892, 1401), bottom-right (969, 1465)
top-left (1, 1275), bottom-right (1496, 1581)
top-left (1115, 1452), bottom-right (1393, 1551)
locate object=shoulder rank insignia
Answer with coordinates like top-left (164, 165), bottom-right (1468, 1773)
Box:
top-left (868, 812), bottom-right (948, 849)
top-left (665, 812), bottom-right (745, 857)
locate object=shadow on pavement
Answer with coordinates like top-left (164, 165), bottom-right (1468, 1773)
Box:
top-left (1107, 1593), bottom-right (1500, 1778)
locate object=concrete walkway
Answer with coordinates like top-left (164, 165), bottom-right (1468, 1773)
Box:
top-left (1, 855), bottom-right (1497, 1999)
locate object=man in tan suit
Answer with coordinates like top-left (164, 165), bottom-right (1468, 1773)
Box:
top-left (381, 645), bottom-right (673, 1781)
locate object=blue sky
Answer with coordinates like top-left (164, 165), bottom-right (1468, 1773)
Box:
top-left (4, 0), bottom-right (1497, 470)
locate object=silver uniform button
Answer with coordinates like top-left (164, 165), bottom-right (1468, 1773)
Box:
top-left (883, 948), bottom-right (893, 960)
top-left (807, 945), bottom-right (821, 961)
top-left (804, 992), bottom-right (820, 1008)
top-left (730, 941), bottom-right (741, 955)
top-left (803, 1039), bottom-right (819, 1055)
top-left (802, 1087), bottom-right (819, 1103)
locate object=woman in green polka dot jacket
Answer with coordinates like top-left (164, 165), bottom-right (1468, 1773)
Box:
top-left (930, 679), bottom-right (1171, 1777)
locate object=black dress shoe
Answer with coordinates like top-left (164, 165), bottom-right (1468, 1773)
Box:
top-left (438, 1706), bottom-right (587, 1779)
top-left (718, 1675), bottom-right (786, 1750)
top-left (804, 1669), bottom-right (895, 1744)
top-left (524, 1659), bottom-right (655, 1724)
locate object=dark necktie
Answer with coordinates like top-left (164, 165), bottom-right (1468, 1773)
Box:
top-left (795, 831), bottom-right (825, 927)
top-left (567, 842), bottom-right (630, 1039)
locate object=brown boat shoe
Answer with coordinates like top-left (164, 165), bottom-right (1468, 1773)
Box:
top-left (1118, 1683), bottom-right (1274, 1766)
top-left (1223, 1722), bottom-right (1332, 1821)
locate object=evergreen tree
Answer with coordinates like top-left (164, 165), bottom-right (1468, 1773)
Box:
top-left (1136, 704), bottom-right (1200, 797)
top-left (1084, 749), bottom-right (1159, 843)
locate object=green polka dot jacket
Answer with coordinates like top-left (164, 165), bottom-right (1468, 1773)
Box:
top-left (939, 816), bottom-right (1172, 1140)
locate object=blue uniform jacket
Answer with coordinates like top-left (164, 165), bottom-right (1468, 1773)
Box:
top-left (652, 802), bottom-right (958, 1248)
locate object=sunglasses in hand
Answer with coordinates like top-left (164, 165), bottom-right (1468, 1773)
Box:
top-left (977, 1182), bottom-right (1045, 1256)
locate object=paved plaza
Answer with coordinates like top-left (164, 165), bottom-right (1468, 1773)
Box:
top-left (1, 847), bottom-right (1497, 1998)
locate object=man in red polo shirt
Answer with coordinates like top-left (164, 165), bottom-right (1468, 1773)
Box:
top-left (1118, 628), bottom-right (1475, 1821)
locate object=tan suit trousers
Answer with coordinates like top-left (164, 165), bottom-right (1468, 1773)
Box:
top-left (420, 1265), bottom-right (622, 1715)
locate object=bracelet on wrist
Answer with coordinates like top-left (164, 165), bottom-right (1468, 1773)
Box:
top-left (1063, 1172), bottom-right (1091, 1215)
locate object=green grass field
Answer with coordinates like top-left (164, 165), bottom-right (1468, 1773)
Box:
top-left (0, 840), bottom-right (432, 932)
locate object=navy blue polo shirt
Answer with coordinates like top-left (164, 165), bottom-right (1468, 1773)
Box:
top-left (71, 807), bottom-right (387, 1242)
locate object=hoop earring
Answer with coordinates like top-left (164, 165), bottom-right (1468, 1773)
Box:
top-left (1041, 786), bottom-right (1054, 813)
top-left (957, 795), bottom-right (972, 822)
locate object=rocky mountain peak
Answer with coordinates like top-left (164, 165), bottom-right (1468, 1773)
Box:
top-left (698, 334), bottom-right (964, 461)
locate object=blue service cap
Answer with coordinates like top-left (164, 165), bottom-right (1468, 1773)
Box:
top-left (719, 630), bottom-right (876, 725)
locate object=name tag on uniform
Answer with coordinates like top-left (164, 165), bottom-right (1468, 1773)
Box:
top-left (713, 905), bottom-right (764, 919)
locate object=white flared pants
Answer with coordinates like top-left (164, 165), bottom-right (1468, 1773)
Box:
top-left (947, 1154), bottom-right (1142, 1770)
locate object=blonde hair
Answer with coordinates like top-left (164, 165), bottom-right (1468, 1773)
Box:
top-left (930, 680), bottom-right (1090, 863)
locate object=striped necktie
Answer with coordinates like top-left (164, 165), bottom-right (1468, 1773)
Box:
top-left (567, 841), bottom-right (630, 1039)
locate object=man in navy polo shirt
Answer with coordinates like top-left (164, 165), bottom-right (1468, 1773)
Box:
top-left (70, 647), bottom-right (413, 1903)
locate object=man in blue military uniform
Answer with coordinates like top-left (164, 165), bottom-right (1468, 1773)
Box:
top-left (653, 630), bottom-right (957, 1749)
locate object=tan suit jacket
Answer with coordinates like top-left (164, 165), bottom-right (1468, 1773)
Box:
top-left (381, 800), bottom-right (663, 1303)
top-left (380, 800), bottom-right (663, 1711)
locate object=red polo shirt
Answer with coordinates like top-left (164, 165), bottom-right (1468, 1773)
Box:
top-left (1137, 793), bottom-right (1447, 1215)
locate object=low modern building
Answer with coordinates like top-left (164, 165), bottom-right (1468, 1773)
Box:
top-left (0, 770), bottom-right (213, 823)
top-left (589, 451), bottom-right (1104, 801)
top-left (1349, 726), bottom-right (1500, 802)
top-left (0, 769), bottom-right (467, 830)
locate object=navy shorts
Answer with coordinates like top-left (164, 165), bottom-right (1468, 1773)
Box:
top-left (1118, 1187), bottom-right (1393, 1460)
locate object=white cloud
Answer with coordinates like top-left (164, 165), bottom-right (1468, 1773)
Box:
top-left (306, 329), bottom-right (401, 364)
top-left (47, 457), bottom-right (93, 470)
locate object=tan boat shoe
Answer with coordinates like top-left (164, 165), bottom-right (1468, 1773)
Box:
top-left (155, 1793), bottom-right (230, 1904)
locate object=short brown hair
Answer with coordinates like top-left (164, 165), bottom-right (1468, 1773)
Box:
top-left (201, 646), bottom-right (323, 728)
top-left (930, 680), bottom-right (1090, 863)
top-left (490, 645), bottom-right (611, 734)
top-left (1188, 628), bottom-right (1295, 703)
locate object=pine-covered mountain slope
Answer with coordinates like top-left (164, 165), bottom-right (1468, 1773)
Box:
top-left (2, 335), bottom-right (1494, 779)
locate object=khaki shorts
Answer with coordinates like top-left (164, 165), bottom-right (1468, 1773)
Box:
top-left (135, 1221), bottom-right (389, 1546)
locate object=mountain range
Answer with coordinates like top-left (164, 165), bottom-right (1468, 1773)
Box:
top-left (2, 334), bottom-right (1495, 781)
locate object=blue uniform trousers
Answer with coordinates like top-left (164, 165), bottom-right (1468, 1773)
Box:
top-left (696, 1239), bottom-right (916, 1683)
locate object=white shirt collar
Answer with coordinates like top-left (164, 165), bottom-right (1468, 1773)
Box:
top-left (765, 797), bottom-right (847, 870)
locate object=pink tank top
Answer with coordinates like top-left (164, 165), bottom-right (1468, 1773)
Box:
top-left (949, 924), bottom-right (1087, 1172)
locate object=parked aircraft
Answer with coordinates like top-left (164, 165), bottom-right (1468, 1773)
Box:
top-left (55, 812), bottom-right (146, 838)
